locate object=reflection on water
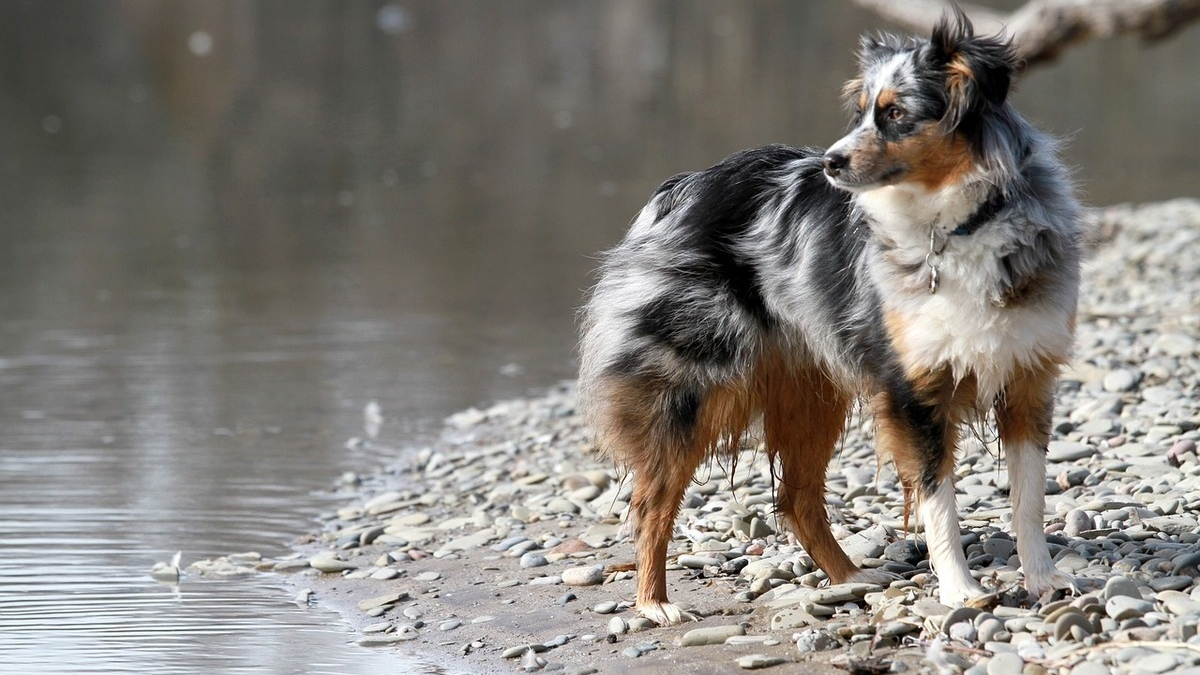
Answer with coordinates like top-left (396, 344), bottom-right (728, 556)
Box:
top-left (0, 1), bottom-right (1196, 673)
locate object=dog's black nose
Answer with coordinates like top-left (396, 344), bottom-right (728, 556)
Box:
top-left (823, 152), bottom-right (849, 177)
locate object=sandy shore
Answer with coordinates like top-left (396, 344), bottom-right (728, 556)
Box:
top-left (195, 199), bottom-right (1200, 675)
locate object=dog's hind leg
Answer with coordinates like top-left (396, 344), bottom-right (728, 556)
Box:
top-left (764, 367), bottom-right (878, 584)
top-left (997, 363), bottom-right (1075, 598)
top-left (628, 441), bottom-right (704, 625)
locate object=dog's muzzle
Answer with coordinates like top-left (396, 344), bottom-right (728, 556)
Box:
top-left (823, 152), bottom-right (849, 178)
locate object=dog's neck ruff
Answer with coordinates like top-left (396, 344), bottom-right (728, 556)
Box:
top-left (926, 189), bottom-right (1007, 294)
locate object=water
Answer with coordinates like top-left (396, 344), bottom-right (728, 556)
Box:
top-left (1, 2), bottom-right (1196, 673)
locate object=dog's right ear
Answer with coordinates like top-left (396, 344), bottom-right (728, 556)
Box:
top-left (928, 6), bottom-right (1016, 130)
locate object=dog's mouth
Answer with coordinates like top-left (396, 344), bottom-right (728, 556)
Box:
top-left (825, 163), bottom-right (909, 192)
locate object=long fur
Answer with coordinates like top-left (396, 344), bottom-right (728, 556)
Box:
top-left (578, 9), bottom-right (1081, 622)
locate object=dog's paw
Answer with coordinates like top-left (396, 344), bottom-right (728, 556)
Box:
top-left (937, 578), bottom-right (987, 607)
top-left (1024, 567), bottom-right (1076, 599)
top-left (638, 601), bottom-right (697, 626)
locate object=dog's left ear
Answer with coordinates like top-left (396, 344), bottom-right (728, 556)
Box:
top-left (928, 7), bottom-right (1017, 129)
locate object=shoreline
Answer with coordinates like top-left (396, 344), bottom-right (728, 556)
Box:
top-left (197, 199), bottom-right (1200, 674)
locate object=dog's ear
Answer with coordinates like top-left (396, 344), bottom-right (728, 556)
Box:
top-left (928, 6), bottom-right (1017, 130)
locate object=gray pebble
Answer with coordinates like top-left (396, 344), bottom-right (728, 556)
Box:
top-left (1138, 653), bottom-right (1180, 674)
top-left (607, 616), bottom-right (628, 635)
top-left (736, 654), bottom-right (786, 669)
top-left (593, 601), bottom-right (619, 614)
top-left (794, 628), bottom-right (840, 652)
top-left (1106, 595), bottom-right (1153, 621)
top-left (1064, 508), bottom-right (1093, 537)
top-left (1104, 576), bottom-right (1142, 601)
top-left (561, 565), bottom-right (604, 586)
top-left (439, 619), bottom-right (461, 631)
top-left (519, 552), bottom-right (549, 568)
top-left (681, 624), bottom-right (745, 647)
top-left (986, 652), bottom-right (1024, 675)
top-left (1103, 368), bottom-right (1139, 392)
top-left (677, 554), bottom-right (721, 569)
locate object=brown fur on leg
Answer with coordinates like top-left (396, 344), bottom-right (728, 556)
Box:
top-left (591, 376), bottom-right (754, 624)
top-left (757, 359), bottom-right (862, 582)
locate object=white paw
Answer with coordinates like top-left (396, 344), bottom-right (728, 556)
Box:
top-left (1024, 566), bottom-right (1076, 598)
top-left (638, 601), bottom-right (697, 626)
top-left (937, 578), bottom-right (987, 607)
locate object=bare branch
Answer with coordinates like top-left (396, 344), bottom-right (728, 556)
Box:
top-left (852, 0), bottom-right (1200, 70)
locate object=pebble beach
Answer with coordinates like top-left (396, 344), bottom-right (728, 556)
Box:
top-left (193, 199), bottom-right (1200, 675)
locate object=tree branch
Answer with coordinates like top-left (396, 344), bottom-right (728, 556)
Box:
top-left (852, 0), bottom-right (1200, 70)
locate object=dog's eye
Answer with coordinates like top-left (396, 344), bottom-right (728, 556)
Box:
top-left (851, 107), bottom-right (864, 125)
top-left (886, 106), bottom-right (905, 121)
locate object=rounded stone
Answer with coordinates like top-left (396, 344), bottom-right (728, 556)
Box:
top-left (794, 628), bottom-right (840, 653)
top-left (986, 652), bottom-right (1024, 675)
top-left (1102, 369), bottom-right (1138, 393)
top-left (1104, 576), bottom-right (1142, 601)
top-left (593, 601), bottom-right (619, 614)
top-left (680, 624), bottom-right (745, 647)
top-left (737, 654), bottom-right (787, 669)
top-left (1052, 612), bottom-right (1094, 642)
top-left (562, 565), bottom-right (605, 586)
top-left (883, 540), bottom-right (927, 564)
top-left (1064, 509), bottom-right (1093, 537)
top-left (520, 552), bottom-right (549, 568)
top-left (1106, 595), bottom-right (1152, 621)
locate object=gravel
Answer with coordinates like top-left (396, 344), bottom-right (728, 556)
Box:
top-left (187, 201), bottom-right (1200, 674)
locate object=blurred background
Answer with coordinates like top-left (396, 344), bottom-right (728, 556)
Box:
top-left (0, 1), bottom-right (1196, 673)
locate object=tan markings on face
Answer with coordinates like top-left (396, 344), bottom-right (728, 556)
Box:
top-left (887, 126), bottom-right (977, 190)
top-left (875, 88), bottom-right (898, 111)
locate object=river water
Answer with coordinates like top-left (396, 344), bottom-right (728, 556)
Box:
top-left (1, 3), bottom-right (1196, 674)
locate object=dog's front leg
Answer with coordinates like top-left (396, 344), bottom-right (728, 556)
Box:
top-left (876, 391), bottom-right (984, 605)
top-left (918, 470), bottom-right (986, 605)
top-left (997, 366), bottom-right (1075, 597)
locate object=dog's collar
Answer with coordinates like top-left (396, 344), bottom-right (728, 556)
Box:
top-left (925, 190), bottom-right (1007, 294)
top-left (949, 191), bottom-right (1007, 237)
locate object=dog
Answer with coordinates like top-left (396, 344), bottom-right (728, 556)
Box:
top-left (578, 8), bottom-right (1081, 625)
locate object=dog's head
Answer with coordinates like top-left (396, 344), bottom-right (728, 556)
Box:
top-left (823, 8), bottom-right (1017, 192)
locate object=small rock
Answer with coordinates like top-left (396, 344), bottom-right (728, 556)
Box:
top-left (1102, 368), bottom-right (1138, 393)
top-left (562, 565), bottom-right (605, 586)
top-left (357, 592), bottom-right (409, 612)
top-left (309, 554), bottom-right (356, 573)
top-left (1104, 576), bottom-right (1142, 601)
top-left (1047, 441), bottom-right (1095, 463)
top-left (1064, 509), bottom-right (1093, 538)
top-left (809, 582), bottom-right (880, 605)
top-left (883, 540), bottom-right (926, 564)
top-left (594, 601), bottom-right (619, 614)
top-left (794, 628), bottom-right (840, 652)
top-left (681, 625), bottom-right (745, 647)
top-left (677, 554), bottom-right (721, 569)
top-left (1105, 595), bottom-right (1152, 621)
top-left (737, 654), bottom-right (786, 669)
top-left (1052, 612), bottom-right (1094, 641)
top-left (520, 552), bottom-right (549, 568)
top-left (607, 616), bottom-right (628, 635)
top-left (987, 652), bottom-right (1025, 675)
top-left (439, 619), bottom-right (461, 631)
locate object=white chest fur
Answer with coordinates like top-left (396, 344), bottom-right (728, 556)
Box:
top-left (859, 185), bottom-right (1073, 402)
